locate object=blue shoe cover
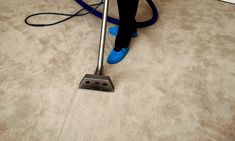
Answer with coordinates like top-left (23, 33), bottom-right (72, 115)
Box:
top-left (107, 48), bottom-right (129, 64)
top-left (108, 26), bottom-right (138, 37)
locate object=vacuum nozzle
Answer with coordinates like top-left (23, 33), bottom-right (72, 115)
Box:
top-left (79, 74), bottom-right (114, 92)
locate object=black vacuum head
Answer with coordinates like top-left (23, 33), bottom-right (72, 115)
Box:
top-left (79, 74), bottom-right (114, 92)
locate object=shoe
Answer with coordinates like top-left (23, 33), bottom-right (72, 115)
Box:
top-left (108, 26), bottom-right (138, 37)
top-left (107, 47), bottom-right (129, 64)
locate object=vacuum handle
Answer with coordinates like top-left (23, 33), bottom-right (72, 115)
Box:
top-left (95, 0), bottom-right (109, 75)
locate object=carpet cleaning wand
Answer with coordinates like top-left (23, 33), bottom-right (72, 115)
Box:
top-left (79, 0), bottom-right (114, 92)
top-left (24, 0), bottom-right (158, 92)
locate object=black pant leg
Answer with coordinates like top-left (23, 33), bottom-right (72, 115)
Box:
top-left (114, 0), bottom-right (139, 51)
top-left (131, 0), bottom-right (139, 33)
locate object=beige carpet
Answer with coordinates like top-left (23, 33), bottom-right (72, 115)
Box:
top-left (0, 0), bottom-right (235, 141)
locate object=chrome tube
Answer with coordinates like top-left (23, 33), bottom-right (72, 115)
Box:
top-left (96, 0), bottom-right (109, 75)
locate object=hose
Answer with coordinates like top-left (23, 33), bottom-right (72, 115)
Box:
top-left (74, 0), bottom-right (158, 28)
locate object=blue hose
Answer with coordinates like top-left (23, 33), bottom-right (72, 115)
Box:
top-left (74, 0), bottom-right (158, 28)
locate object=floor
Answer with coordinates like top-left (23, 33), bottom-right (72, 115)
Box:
top-left (0, 0), bottom-right (235, 141)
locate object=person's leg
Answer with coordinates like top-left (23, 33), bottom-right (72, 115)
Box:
top-left (107, 0), bottom-right (139, 64)
top-left (130, 0), bottom-right (139, 33)
top-left (114, 0), bottom-right (139, 51)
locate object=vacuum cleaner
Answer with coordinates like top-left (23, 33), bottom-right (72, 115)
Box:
top-left (79, 0), bottom-right (158, 92)
top-left (25, 0), bottom-right (158, 92)
top-left (79, 0), bottom-right (114, 92)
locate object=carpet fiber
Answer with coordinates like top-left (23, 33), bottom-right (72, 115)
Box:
top-left (0, 0), bottom-right (235, 141)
